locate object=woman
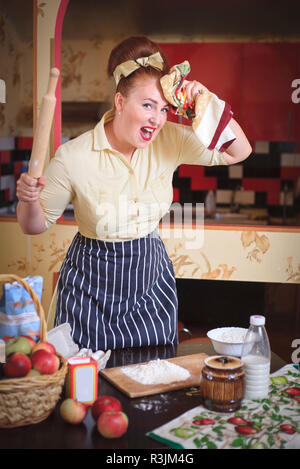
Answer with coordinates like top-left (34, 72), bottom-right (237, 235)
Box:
top-left (16, 36), bottom-right (251, 351)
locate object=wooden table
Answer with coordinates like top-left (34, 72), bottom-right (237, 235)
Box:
top-left (0, 342), bottom-right (286, 450)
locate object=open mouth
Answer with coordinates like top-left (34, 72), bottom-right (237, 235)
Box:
top-left (140, 126), bottom-right (156, 142)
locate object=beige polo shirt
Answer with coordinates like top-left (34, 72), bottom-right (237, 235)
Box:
top-left (40, 109), bottom-right (227, 241)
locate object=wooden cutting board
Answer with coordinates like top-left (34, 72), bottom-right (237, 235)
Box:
top-left (100, 353), bottom-right (207, 398)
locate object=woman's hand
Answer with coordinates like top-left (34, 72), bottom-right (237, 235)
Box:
top-left (182, 80), bottom-right (208, 104)
top-left (183, 81), bottom-right (252, 163)
top-left (16, 173), bottom-right (47, 235)
top-left (16, 173), bottom-right (46, 203)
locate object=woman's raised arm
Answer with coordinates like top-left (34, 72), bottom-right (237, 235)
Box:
top-left (223, 118), bottom-right (252, 164)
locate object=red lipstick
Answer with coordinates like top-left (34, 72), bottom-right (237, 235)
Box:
top-left (140, 126), bottom-right (156, 142)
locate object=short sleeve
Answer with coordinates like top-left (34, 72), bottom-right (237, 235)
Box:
top-left (39, 146), bottom-right (73, 228)
top-left (177, 124), bottom-right (228, 167)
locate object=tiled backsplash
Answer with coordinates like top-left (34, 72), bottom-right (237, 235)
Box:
top-left (1, 137), bottom-right (300, 219)
top-left (173, 141), bottom-right (300, 218)
top-left (0, 137), bottom-right (32, 204)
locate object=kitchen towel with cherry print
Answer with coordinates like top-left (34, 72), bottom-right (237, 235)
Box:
top-left (147, 364), bottom-right (300, 449)
top-left (160, 61), bottom-right (236, 152)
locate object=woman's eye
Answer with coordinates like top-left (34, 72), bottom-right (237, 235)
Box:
top-left (161, 107), bottom-right (169, 113)
top-left (143, 103), bottom-right (152, 109)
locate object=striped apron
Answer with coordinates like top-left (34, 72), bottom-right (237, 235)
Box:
top-left (54, 230), bottom-right (178, 351)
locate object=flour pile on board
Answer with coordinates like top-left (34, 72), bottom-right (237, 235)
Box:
top-left (121, 359), bottom-right (190, 385)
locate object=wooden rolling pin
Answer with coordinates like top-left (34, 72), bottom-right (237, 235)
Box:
top-left (28, 68), bottom-right (60, 178)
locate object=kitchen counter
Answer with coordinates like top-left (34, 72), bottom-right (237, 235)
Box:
top-left (1, 218), bottom-right (299, 316)
top-left (0, 342), bottom-right (286, 450)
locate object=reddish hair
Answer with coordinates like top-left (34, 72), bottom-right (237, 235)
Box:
top-left (107, 36), bottom-right (169, 96)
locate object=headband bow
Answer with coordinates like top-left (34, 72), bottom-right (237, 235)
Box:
top-left (113, 52), bottom-right (164, 86)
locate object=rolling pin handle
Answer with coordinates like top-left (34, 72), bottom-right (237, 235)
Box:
top-left (46, 68), bottom-right (60, 96)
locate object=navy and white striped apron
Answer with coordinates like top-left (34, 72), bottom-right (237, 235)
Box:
top-left (54, 230), bottom-right (178, 351)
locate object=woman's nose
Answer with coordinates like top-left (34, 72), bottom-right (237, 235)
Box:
top-left (149, 110), bottom-right (160, 126)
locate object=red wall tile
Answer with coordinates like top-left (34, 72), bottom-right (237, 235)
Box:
top-left (0, 151), bottom-right (10, 163)
top-left (281, 167), bottom-right (300, 181)
top-left (14, 161), bottom-right (23, 180)
top-left (191, 177), bottom-right (217, 191)
top-left (178, 165), bottom-right (204, 178)
top-left (173, 187), bottom-right (179, 202)
top-left (267, 191), bottom-right (280, 205)
top-left (4, 188), bottom-right (10, 202)
top-left (16, 137), bottom-right (33, 150)
top-left (243, 178), bottom-right (280, 192)
top-left (242, 178), bottom-right (281, 205)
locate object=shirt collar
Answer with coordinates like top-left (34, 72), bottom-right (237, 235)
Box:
top-left (93, 109), bottom-right (115, 151)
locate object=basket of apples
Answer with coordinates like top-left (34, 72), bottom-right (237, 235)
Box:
top-left (0, 274), bottom-right (68, 428)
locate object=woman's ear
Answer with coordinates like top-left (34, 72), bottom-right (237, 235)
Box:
top-left (114, 92), bottom-right (124, 113)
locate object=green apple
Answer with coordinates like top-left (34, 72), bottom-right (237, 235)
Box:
top-left (26, 368), bottom-right (40, 377)
top-left (6, 336), bottom-right (32, 357)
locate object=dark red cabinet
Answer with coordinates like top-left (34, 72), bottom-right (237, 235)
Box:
top-left (159, 42), bottom-right (300, 141)
top-left (160, 42), bottom-right (243, 115)
top-left (239, 43), bottom-right (300, 141)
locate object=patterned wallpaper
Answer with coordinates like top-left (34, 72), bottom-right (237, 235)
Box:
top-left (60, 39), bottom-right (116, 137)
top-left (0, 10), bottom-right (33, 137)
top-left (0, 8), bottom-right (299, 219)
top-left (0, 10), bottom-right (118, 137)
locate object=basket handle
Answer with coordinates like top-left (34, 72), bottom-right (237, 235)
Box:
top-left (0, 274), bottom-right (47, 341)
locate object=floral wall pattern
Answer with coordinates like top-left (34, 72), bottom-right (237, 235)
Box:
top-left (1, 221), bottom-right (76, 314)
top-left (0, 221), bottom-right (299, 318)
top-left (60, 39), bottom-right (116, 137)
top-left (241, 231), bottom-right (270, 263)
top-left (0, 7), bottom-right (117, 138)
top-left (0, 10), bottom-right (33, 137)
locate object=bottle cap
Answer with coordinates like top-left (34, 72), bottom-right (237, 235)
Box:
top-left (250, 315), bottom-right (265, 326)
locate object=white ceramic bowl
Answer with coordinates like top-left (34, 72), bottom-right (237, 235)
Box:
top-left (207, 327), bottom-right (248, 357)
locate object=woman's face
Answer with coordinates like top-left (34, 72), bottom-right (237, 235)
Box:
top-left (115, 75), bottom-right (169, 151)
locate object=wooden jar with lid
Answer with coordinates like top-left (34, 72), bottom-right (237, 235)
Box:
top-left (201, 355), bottom-right (245, 412)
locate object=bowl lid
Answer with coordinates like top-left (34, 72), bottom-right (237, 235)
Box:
top-left (204, 355), bottom-right (243, 370)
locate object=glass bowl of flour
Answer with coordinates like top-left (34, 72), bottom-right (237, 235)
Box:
top-left (207, 327), bottom-right (248, 357)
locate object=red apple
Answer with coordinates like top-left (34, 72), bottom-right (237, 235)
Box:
top-left (60, 398), bottom-right (87, 424)
top-left (97, 411), bottom-right (128, 438)
top-left (32, 341), bottom-right (56, 355)
top-left (3, 352), bottom-right (32, 378)
top-left (91, 395), bottom-right (122, 422)
top-left (31, 349), bottom-right (59, 375)
top-left (20, 335), bottom-right (36, 351)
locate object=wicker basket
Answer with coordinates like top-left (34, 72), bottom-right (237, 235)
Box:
top-left (0, 274), bottom-right (68, 428)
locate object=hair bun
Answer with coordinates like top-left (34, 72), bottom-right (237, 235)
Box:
top-left (107, 36), bottom-right (169, 95)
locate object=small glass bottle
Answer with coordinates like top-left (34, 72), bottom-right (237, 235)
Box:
top-left (241, 315), bottom-right (271, 399)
